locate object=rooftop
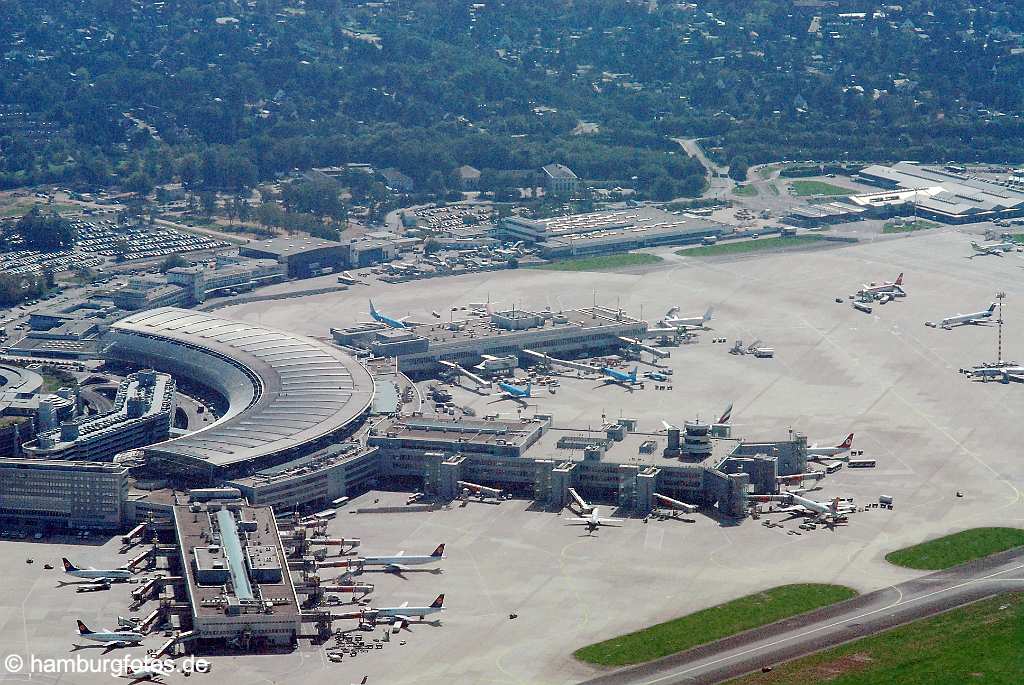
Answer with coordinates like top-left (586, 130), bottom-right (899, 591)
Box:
top-left (242, 236), bottom-right (346, 258)
top-left (173, 504), bottom-right (299, 618)
top-left (112, 308), bottom-right (374, 469)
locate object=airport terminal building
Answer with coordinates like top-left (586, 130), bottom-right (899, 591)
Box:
top-left (106, 308), bottom-right (375, 484)
top-left (333, 306), bottom-right (647, 378)
top-left (173, 503), bottom-right (301, 648)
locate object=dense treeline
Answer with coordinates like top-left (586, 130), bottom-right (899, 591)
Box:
top-left (2, 0), bottom-right (1024, 198)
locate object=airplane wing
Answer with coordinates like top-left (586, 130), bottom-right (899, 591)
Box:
top-left (386, 563), bottom-right (410, 572)
top-left (599, 518), bottom-right (625, 524)
top-left (566, 518), bottom-right (591, 524)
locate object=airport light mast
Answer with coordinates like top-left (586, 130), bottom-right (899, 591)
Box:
top-left (996, 291), bottom-right (1006, 365)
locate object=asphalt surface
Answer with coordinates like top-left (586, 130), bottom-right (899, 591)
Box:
top-left (580, 547), bottom-right (1024, 685)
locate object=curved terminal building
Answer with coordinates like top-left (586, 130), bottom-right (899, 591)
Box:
top-left (108, 308), bottom-right (374, 483)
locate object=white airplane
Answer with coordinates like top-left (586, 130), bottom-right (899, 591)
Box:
top-left (372, 594), bottom-right (445, 622)
top-left (965, 365), bottom-right (1024, 382)
top-left (566, 507), bottom-right (624, 533)
top-left (934, 303), bottom-right (997, 329)
top-left (63, 557), bottom-right (133, 581)
top-left (360, 544), bottom-right (445, 572)
top-left (778, 495), bottom-right (853, 523)
top-left (76, 620), bottom-right (144, 646)
top-left (970, 240), bottom-right (1016, 257)
top-left (118, 665), bottom-right (167, 683)
top-left (859, 273), bottom-right (904, 296)
top-left (662, 306), bottom-right (714, 329)
top-left (807, 433), bottom-right (854, 458)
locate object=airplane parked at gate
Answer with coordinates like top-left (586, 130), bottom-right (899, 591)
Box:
top-left (662, 306), bottom-right (714, 329)
top-left (75, 620), bottom-right (144, 647)
top-left (118, 666), bottom-right (167, 683)
top-left (600, 366), bottom-right (638, 386)
top-left (368, 300), bottom-right (411, 329)
top-left (371, 594), bottom-right (445, 627)
top-left (63, 558), bottom-right (133, 581)
top-left (496, 381), bottom-right (531, 399)
top-left (807, 433), bottom-right (854, 458)
top-left (930, 303), bottom-right (997, 329)
top-left (567, 507), bottom-right (624, 533)
top-left (360, 545), bottom-right (445, 572)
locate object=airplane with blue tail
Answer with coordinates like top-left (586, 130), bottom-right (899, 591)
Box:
top-left (600, 367), bottom-right (638, 385)
top-left (369, 300), bottom-right (411, 329)
top-left (497, 381), bottom-right (531, 399)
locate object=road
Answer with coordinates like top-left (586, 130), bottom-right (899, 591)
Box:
top-left (672, 138), bottom-right (732, 200)
top-left (580, 547), bottom-right (1024, 685)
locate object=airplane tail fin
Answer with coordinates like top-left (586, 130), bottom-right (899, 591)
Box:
top-left (718, 402), bottom-right (733, 425)
top-left (431, 544), bottom-right (445, 558)
top-left (895, 273), bottom-right (904, 286)
top-left (430, 594), bottom-right (445, 609)
top-left (76, 620), bottom-right (92, 635)
top-left (630, 368), bottom-right (638, 382)
top-left (989, 303), bottom-right (998, 313)
top-left (62, 557), bottom-right (77, 572)
top-left (369, 300), bottom-right (378, 316)
top-left (838, 433), bottom-right (854, 449)
top-left (525, 383), bottom-right (531, 397)
top-left (703, 306), bottom-right (714, 322)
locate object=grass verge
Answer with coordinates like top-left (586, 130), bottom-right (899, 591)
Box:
top-left (574, 584), bottom-right (857, 667)
top-left (678, 235), bottom-right (827, 257)
top-left (727, 593), bottom-right (1024, 685)
top-left (882, 219), bottom-right (939, 234)
top-left (885, 527), bottom-right (1024, 570)
top-left (788, 180), bottom-right (855, 196)
top-left (733, 184), bottom-right (759, 197)
top-left (530, 253), bottom-right (664, 272)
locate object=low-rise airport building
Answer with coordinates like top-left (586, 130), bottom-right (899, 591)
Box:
top-left (172, 502), bottom-right (301, 648)
top-left (333, 306), bottom-right (647, 378)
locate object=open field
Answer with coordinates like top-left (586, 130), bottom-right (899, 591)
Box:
top-left (187, 226), bottom-right (1024, 684)
top-left (530, 253), bottom-right (664, 271)
top-left (883, 219), bottom-right (940, 234)
top-left (732, 184), bottom-right (759, 197)
top-left (574, 584), bottom-right (856, 667)
top-left (788, 180), bottom-right (855, 196)
top-left (727, 592), bottom-right (1024, 685)
top-left (0, 200), bottom-right (79, 218)
top-left (677, 235), bottom-right (827, 257)
top-left (885, 527), bottom-right (1024, 570)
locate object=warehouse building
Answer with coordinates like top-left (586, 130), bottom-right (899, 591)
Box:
top-left (496, 207), bottom-right (726, 257)
top-left (854, 162), bottom-right (1024, 223)
top-left (239, 236), bottom-right (349, 277)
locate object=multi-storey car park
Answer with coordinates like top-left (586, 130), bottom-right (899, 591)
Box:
top-left (21, 369), bottom-right (175, 461)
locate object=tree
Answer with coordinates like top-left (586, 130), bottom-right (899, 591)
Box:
top-left (125, 170), bottom-right (154, 197)
top-left (159, 254), bottom-right (188, 273)
top-left (424, 237), bottom-right (442, 254)
top-left (199, 191), bottom-right (217, 217)
top-left (178, 154), bottom-right (200, 189)
top-left (256, 201), bottom-right (284, 228)
top-left (728, 156), bottom-right (750, 183)
top-left (15, 206), bottom-right (75, 251)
